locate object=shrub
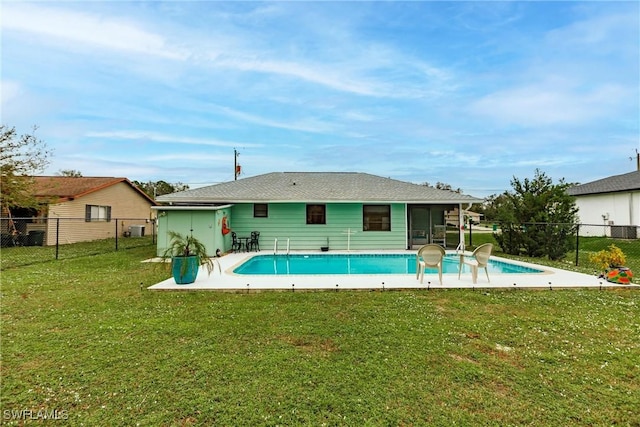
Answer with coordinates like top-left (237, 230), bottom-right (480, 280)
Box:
top-left (588, 244), bottom-right (627, 271)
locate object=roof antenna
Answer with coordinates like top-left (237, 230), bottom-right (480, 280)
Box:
top-left (631, 149), bottom-right (640, 171)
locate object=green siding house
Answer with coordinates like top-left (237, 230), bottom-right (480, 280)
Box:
top-left (153, 172), bottom-right (481, 256)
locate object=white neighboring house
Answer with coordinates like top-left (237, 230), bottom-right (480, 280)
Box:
top-left (445, 207), bottom-right (483, 227)
top-left (567, 170), bottom-right (640, 238)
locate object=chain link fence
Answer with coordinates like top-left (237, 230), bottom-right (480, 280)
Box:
top-left (573, 224), bottom-right (639, 278)
top-left (487, 222), bottom-right (639, 272)
top-left (1, 217), bottom-right (156, 270)
top-left (578, 223), bottom-right (638, 239)
top-left (3, 218), bottom-right (638, 280)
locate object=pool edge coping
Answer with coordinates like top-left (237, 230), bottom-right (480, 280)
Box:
top-left (148, 249), bottom-right (640, 291)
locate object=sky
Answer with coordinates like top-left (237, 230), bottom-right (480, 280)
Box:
top-left (1, 1), bottom-right (638, 198)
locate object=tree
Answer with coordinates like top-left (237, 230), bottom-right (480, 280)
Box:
top-left (421, 181), bottom-right (462, 193)
top-left (57, 169), bottom-right (83, 177)
top-left (132, 180), bottom-right (190, 199)
top-left (489, 169), bottom-right (579, 260)
top-left (481, 193), bottom-right (510, 222)
top-left (1, 125), bottom-right (51, 215)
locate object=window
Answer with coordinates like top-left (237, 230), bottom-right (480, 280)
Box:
top-left (85, 204), bottom-right (111, 222)
top-left (254, 203), bottom-right (268, 218)
top-left (363, 205), bottom-right (390, 231)
top-left (306, 204), bottom-right (326, 224)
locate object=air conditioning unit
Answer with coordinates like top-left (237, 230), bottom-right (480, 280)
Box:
top-left (611, 226), bottom-right (637, 239)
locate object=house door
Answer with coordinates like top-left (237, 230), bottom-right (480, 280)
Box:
top-left (407, 205), bottom-right (452, 250)
top-left (408, 206), bottom-right (431, 249)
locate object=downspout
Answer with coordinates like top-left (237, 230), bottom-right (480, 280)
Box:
top-left (406, 203), bottom-right (410, 250)
top-left (457, 203), bottom-right (473, 252)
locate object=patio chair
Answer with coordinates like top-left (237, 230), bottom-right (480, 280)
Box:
top-left (231, 232), bottom-right (243, 252)
top-left (458, 243), bottom-right (493, 284)
top-left (432, 225), bottom-right (446, 247)
top-left (416, 244), bottom-right (446, 285)
top-left (248, 231), bottom-right (260, 251)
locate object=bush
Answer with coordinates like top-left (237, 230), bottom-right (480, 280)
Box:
top-left (588, 244), bottom-right (627, 271)
top-left (489, 170), bottom-right (579, 260)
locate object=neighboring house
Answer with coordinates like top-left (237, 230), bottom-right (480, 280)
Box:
top-left (445, 207), bottom-right (483, 227)
top-left (567, 170), bottom-right (640, 238)
top-left (4, 176), bottom-right (156, 246)
top-left (154, 172), bottom-right (481, 256)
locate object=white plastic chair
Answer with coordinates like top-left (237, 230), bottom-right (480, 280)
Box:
top-left (416, 244), bottom-right (446, 285)
top-left (458, 243), bottom-right (493, 284)
top-left (432, 225), bottom-right (447, 247)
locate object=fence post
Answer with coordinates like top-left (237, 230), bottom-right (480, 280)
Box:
top-left (575, 224), bottom-right (580, 266)
top-left (115, 219), bottom-right (119, 251)
top-left (55, 218), bottom-right (60, 260)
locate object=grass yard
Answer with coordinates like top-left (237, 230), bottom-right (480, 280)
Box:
top-left (1, 245), bottom-right (639, 426)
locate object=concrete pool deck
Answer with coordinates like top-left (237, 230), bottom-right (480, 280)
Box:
top-left (147, 250), bottom-right (639, 291)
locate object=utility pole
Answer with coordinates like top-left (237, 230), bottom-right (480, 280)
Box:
top-left (234, 149), bottom-right (241, 180)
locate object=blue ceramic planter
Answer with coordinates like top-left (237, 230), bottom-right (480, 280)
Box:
top-left (172, 256), bottom-right (199, 284)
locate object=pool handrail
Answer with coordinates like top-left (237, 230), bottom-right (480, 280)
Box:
top-left (273, 238), bottom-right (291, 255)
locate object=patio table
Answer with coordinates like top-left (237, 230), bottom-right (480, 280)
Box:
top-left (237, 236), bottom-right (250, 252)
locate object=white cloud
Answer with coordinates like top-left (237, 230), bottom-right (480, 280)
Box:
top-left (2, 3), bottom-right (453, 100)
top-left (468, 83), bottom-right (627, 127)
top-left (0, 79), bottom-right (64, 127)
top-left (206, 104), bottom-right (337, 134)
top-left (146, 153), bottom-right (229, 163)
top-left (86, 130), bottom-right (260, 148)
top-left (216, 58), bottom-right (376, 96)
top-left (546, 10), bottom-right (638, 51)
top-left (0, 80), bottom-right (22, 104)
top-left (466, 5), bottom-right (638, 128)
top-left (2, 4), bottom-right (187, 60)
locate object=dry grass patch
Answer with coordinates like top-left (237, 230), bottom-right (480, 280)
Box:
top-left (279, 335), bottom-right (340, 356)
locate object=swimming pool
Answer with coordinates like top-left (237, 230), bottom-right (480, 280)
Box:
top-left (233, 254), bottom-right (544, 275)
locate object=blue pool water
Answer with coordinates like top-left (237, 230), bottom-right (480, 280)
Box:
top-left (233, 254), bottom-right (544, 275)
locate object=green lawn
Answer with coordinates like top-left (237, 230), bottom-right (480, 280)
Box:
top-left (2, 245), bottom-right (638, 425)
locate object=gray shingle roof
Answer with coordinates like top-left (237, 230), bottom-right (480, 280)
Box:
top-left (567, 170), bottom-right (640, 196)
top-left (157, 172), bottom-right (481, 204)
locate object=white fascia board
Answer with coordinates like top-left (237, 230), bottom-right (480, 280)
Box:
top-left (155, 198), bottom-right (481, 204)
top-left (197, 199), bottom-right (480, 204)
top-left (152, 204), bottom-right (234, 211)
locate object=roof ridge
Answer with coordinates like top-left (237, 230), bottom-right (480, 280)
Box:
top-left (157, 171), bottom-right (481, 203)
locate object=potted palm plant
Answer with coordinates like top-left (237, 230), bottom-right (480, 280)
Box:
top-left (162, 231), bottom-right (219, 284)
